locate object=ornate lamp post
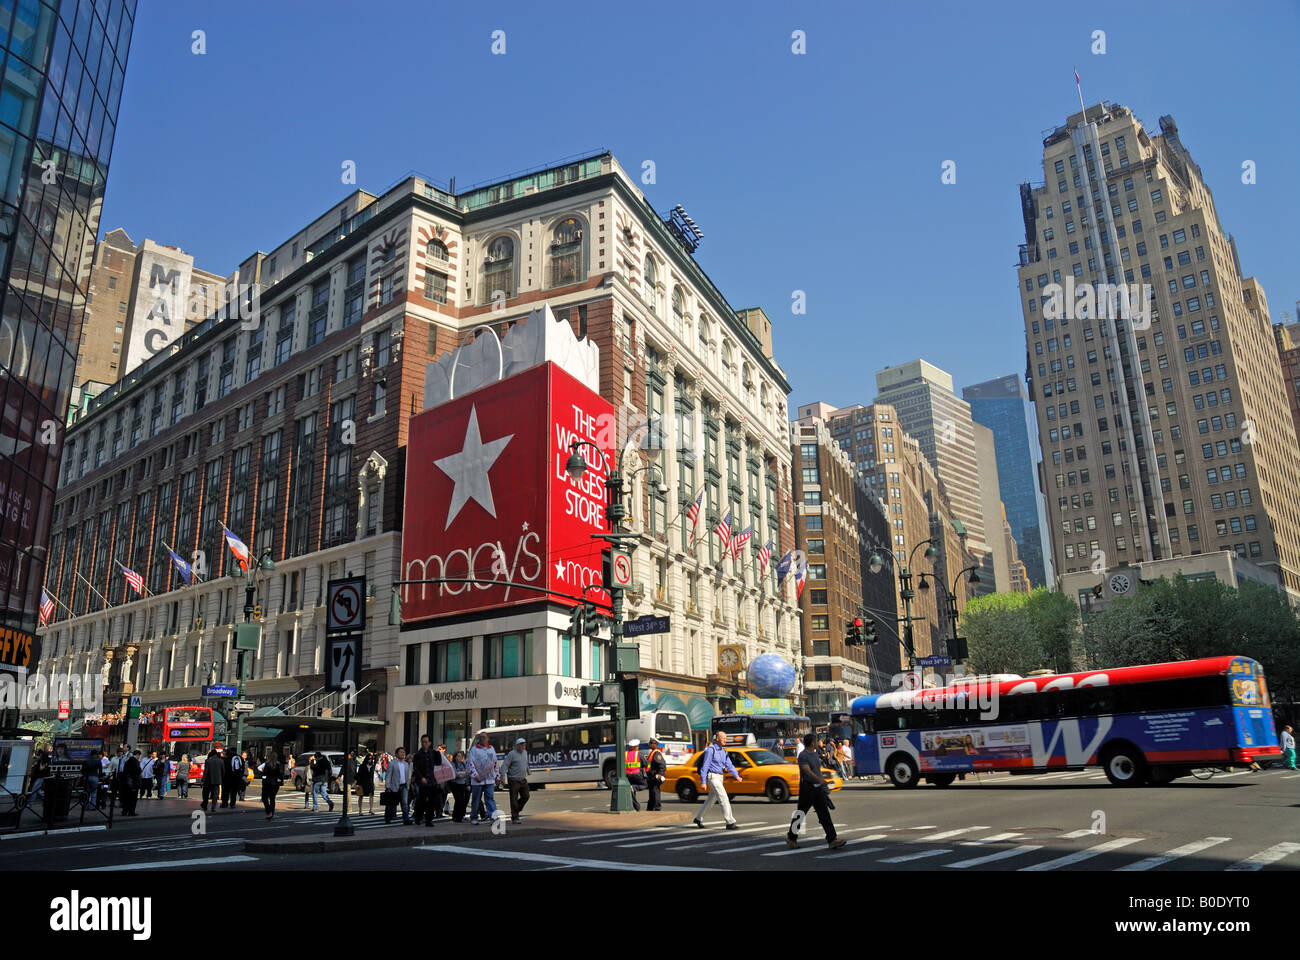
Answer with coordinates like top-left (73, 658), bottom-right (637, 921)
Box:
top-left (868, 539), bottom-right (938, 674)
top-left (228, 550), bottom-right (275, 754)
top-left (944, 565), bottom-right (981, 662)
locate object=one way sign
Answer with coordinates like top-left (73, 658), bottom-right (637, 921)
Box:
top-left (325, 635), bottom-right (362, 692)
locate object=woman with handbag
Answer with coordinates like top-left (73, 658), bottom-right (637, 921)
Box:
top-left (383, 746), bottom-right (413, 825)
top-left (356, 751), bottom-right (376, 815)
top-left (448, 750), bottom-right (470, 822)
top-left (261, 750), bottom-right (285, 820)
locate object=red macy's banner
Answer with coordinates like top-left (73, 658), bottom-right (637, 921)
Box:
top-left (401, 361), bottom-right (615, 623)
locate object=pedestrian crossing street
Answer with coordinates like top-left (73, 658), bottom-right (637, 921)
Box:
top-left (520, 819), bottom-right (1300, 871)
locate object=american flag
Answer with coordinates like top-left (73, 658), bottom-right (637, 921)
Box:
top-left (39, 590), bottom-right (55, 627)
top-left (118, 562), bottom-right (144, 595)
top-left (729, 523), bottom-right (754, 560)
top-left (686, 491), bottom-right (704, 543)
top-left (756, 539), bottom-right (775, 575)
top-left (713, 510), bottom-right (732, 550)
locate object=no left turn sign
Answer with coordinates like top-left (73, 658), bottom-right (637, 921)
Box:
top-left (611, 551), bottom-right (633, 588)
top-left (327, 576), bottom-right (367, 632)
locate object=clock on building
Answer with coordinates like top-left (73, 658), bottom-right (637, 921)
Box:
top-left (1108, 572), bottom-right (1133, 597)
top-left (718, 645), bottom-right (743, 673)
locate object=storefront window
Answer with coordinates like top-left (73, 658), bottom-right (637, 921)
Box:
top-left (481, 706), bottom-right (531, 731)
top-left (430, 709), bottom-right (473, 753)
top-left (484, 631), bottom-right (534, 678)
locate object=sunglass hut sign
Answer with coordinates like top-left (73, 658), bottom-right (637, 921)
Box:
top-left (402, 361), bottom-right (614, 622)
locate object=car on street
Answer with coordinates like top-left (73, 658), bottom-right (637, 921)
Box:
top-left (664, 746), bottom-right (843, 803)
top-left (292, 751), bottom-right (345, 793)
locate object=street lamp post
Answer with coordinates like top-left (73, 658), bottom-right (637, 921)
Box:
top-left (944, 565), bottom-right (981, 662)
top-left (868, 539), bottom-right (937, 674)
top-left (566, 437), bottom-right (666, 814)
top-left (229, 550), bottom-right (275, 755)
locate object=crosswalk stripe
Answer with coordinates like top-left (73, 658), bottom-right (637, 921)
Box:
top-left (76, 855), bottom-right (259, 871)
top-left (543, 827), bottom-right (672, 843)
top-left (958, 832), bottom-right (1024, 846)
top-left (709, 837), bottom-right (790, 855)
top-left (917, 826), bottom-right (991, 841)
top-left (1058, 829), bottom-right (1094, 839)
top-left (879, 848), bottom-right (954, 864)
top-left (1280, 774), bottom-right (1300, 780)
top-left (1224, 842), bottom-right (1300, 872)
top-left (415, 844), bottom-right (720, 871)
top-left (759, 827), bottom-right (892, 857)
top-left (581, 828), bottom-right (683, 846)
top-left (948, 845), bottom-right (1045, 868)
top-left (1020, 837), bottom-right (1142, 871)
top-left (1115, 837), bottom-right (1231, 871)
top-left (811, 837), bottom-right (894, 858)
top-left (618, 825), bottom-right (769, 848)
top-left (1217, 770), bottom-right (1253, 779)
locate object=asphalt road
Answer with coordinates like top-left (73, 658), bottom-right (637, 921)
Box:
top-left (5, 767), bottom-right (1298, 872)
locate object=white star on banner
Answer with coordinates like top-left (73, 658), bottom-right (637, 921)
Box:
top-left (434, 406), bottom-right (513, 530)
top-left (554, 559), bottom-right (566, 581)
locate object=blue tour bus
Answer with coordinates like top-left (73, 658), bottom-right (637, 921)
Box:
top-left (850, 656), bottom-right (1280, 788)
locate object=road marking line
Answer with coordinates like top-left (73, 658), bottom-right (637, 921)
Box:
top-left (544, 827), bottom-right (674, 843)
top-left (1020, 837), bottom-right (1142, 871)
top-left (0, 824), bottom-right (108, 841)
top-left (917, 826), bottom-right (991, 841)
top-left (900, 825), bottom-right (938, 830)
top-left (1115, 837), bottom-right (1231, 871)
top-left (581, 828), bottom-right (687, 846)
top-left (414, 844), bottom-right (722, 871)
top-left (958, 832), bottom-right (1024, 846)
top-left (948, 845), bottom-right (1045, 868)
top-left (879, 848), bottom-right (954, 863)
top-left (1225, 842), bottom-right (1300, 872)
top-left (618, 825), bottom-right (769, 848)
top-left (818, 845), bottom-right (887, 860)
top-left (1280, 774), bottom-right (1300, 780)
top-left (75, 855), bottom-right (260, 871)
top-left (759, 828), bottom-right (890, 857)
top-left (1217, 770), bottom-right (1253, 779)
top-left (1059, 829), bottom-right (1094, 839)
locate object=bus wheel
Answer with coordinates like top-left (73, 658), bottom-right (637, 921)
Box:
top-left (927, 773), bottom-right (957, 788)
top-left (765, 779), bottom-right (790, 803)
top-left (886, 754), bottom-right (920, 789)
top-left (602, 762), bottom-right (618, 790)
top-left (1146, 766), bottom-right (1182, 786)
top-left (677, 780), bottom-right (698, 803)
top-left (1101, 744), bottom-right (1147, 786)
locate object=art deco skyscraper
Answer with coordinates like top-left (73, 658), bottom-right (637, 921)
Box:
top-left (1016, 103), bottom-right (1300, 600)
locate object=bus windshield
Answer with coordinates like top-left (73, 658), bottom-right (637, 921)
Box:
top-left (654, 712), bottom-right (691, 742)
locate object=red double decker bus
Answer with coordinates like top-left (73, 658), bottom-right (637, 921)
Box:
top-left (163, 706), bottom-right (215, 741)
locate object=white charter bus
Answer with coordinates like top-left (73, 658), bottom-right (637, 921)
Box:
top-left (476, 710), bottom-right (694, 787)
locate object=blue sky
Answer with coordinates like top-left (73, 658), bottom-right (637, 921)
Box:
top-left (100, 0), bottom-right (1300, 407)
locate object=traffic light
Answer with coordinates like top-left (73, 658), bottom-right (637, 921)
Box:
top-left (568, 604), bottom-right (585, 639)
top-left (863, 615), bottom-right (878, 644)
top-left (584, 602), bottom-right (600, 639)
top-left (845, 617), bottom-right (865, 646)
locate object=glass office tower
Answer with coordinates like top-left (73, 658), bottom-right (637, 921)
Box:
top-left (0, 0), bottom-right (135, 681)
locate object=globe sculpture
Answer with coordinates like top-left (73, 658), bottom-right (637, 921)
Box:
top-left (747, 653), bottom-right (796, 698)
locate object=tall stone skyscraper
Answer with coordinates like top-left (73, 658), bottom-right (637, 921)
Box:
top-left (0, 0), bottom-right (136, 687)
top-left (1016, 103), bottom-right (1300, 600)
top-left (874, 359), bottom-right (995, 593)
top-left (964, 373), bottom-right (1054, 587)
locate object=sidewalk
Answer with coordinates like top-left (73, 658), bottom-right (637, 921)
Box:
top-left (245, 809), bottom-right (695, 854)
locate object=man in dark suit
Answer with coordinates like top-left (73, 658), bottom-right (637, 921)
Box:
top-left (119, 751), bottom-right (142, 816)
top-left (202, 748), bottom-right (224, 812)
top-left (222, 748), bottom-right (244, 808)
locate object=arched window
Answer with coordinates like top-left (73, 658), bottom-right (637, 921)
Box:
top-left (671, 286), bottom-right (686, 339)
top-left (550, 217), bottom-right (584, 287)
top-left (698, 313), bottom-right (711, 358)
top-left (484, 236), bottom-right (514, 302)
top-left (643, 255), bottom-right (658, 312)
top-left (427, 239), bottom-right (448, 261)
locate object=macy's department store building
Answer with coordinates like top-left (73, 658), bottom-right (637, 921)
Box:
top-left (391, 312), bottom-right (622, 751)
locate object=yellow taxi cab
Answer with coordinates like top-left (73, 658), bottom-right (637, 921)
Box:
top-left (665, 746), bottom-right (843, 803)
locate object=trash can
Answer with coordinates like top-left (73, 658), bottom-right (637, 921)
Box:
top-left (43, 775), bottom-right (72, 821)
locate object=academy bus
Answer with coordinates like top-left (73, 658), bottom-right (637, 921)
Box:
top-left (711, 714), bottom-right (812, 759)
top-left (476, 709), bottom-right (693, 787)
top-left (850, 656), bottom-right (1280, 788)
